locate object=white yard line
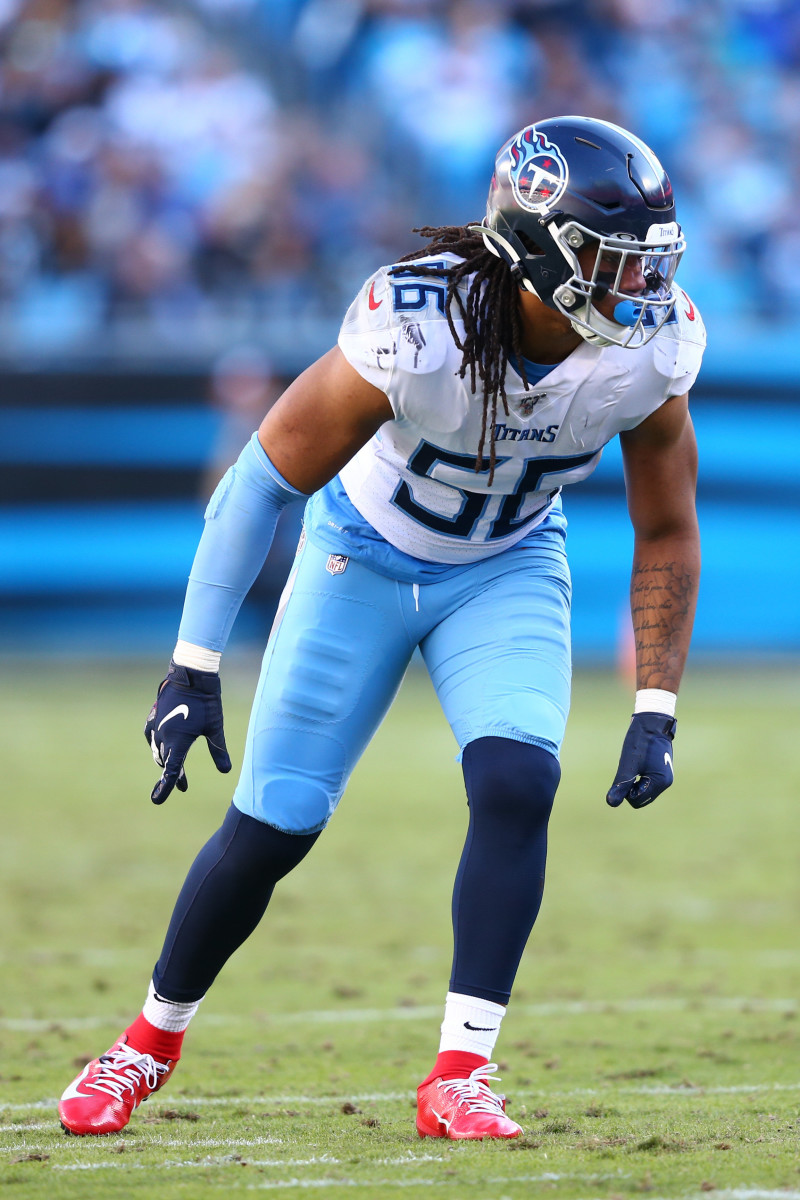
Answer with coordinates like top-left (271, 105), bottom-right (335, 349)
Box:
top-left (0, 1122), bottom-right (54, 1132)
top-left (633, 1081), bottom-right (800, 1095)
top-left (51, 1161), bottom-right (629, 1187)
top-left (239, 1193), bottom-right (800, 1199)
top-left (129, 1135), bottom-right (283, 1148)
top-left (1, 1131), bottom-right (283, 1147)
top-left (19, 1142), bottom-right (800, 1199)
top-left (51, 1158), bottom-right (445, 1175)
top-left (0, 1093), bottom-right (407, 1115)
top-left (714, 1194), bottom-right (800, 1200)
top-left (44, 1162), bottom-right (800, 1200)
top-left (1, 994), bottom-right (796, 1033)
top-left (4, 1078), bottom-right (800, 1119)
top-left (242, 1182), bottom-right (633, 1194)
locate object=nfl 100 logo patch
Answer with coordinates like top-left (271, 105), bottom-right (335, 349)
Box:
top-left (518, 391), bottom-right (548, 417)
top-left (326, 553), bottom-right (349, 575)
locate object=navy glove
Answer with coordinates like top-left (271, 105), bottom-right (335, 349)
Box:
top-left (606, 712), bottom-right (677, 810)
top-left (144, 660), bottom-right (231, 805)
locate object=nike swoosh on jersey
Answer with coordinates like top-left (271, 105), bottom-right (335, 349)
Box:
top-left (684, 296), bottom-right (695, 321)
top-left (368, 281), bottom-right (383, 310)
top-left (158, 704), bottom-right (190, 729)
top-left (664, 752), bottom-right (673, 778)
top-left (464, 1021), bottom-right (498, 1032)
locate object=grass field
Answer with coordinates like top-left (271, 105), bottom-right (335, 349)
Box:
top-left (1, 659), bottom-right (799, 1200)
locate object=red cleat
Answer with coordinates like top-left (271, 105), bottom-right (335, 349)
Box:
top-left (416, 1062), bottom-right (523, 1140)
top-left (58, 1036), bottom-right (176, 1135)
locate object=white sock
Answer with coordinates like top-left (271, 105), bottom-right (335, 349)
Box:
top-left (438, 991), bottom-right (506, 1059)
top-left (141, 979), bottom-right (204, 1033)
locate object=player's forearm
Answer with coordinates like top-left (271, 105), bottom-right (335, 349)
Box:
top-left (176, 434), bottom-right (305, 657)
top-left (629, 528), bottom-right (700, 693)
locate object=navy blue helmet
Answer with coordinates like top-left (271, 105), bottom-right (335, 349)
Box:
top-left (477, 116), bottom-right (686, 347)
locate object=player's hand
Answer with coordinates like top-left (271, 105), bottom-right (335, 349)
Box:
top-left (606, 712), bottom-right (677, 810)
top-left (144, 660), bottom-right (231, 805)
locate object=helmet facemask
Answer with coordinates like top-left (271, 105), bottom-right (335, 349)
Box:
top-left (548, 220), bottom-right (686, 348)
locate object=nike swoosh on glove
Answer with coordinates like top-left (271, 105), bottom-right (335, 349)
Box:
top-left (144, 660), bottom-right (231, 805)
top-left (606, 712), bottom-right (677, 810)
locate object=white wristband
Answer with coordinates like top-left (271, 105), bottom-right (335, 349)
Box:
top-left (634, 688), bottom-right (677, 717)
top-left (173, 639), bottom-right (222, 673)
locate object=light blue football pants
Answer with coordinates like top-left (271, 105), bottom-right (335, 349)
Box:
top-left (232, 528), bottom-right (572, 834)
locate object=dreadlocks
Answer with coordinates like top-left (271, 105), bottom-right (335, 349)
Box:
top-left (391, 224), bottom-right (530, 483)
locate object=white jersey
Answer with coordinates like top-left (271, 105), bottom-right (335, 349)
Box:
top-left (337, 253), bottom-right (705, 565)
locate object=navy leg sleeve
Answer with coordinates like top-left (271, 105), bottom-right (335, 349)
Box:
top-left (450, 736), bottom-right (560, 1006)
top-left (153, 803), bottom-right (320, 1001)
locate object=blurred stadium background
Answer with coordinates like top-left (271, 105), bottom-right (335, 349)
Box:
top-left (0, 0), bottom-right (799, 662)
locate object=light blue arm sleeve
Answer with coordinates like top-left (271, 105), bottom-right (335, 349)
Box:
top-left (177, 433), bottom-right (306, 652)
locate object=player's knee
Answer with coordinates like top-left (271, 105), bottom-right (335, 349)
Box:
top-left (462, 736), bottom-right (560, 835)
top-left (241, 776), bottom-right (337, 835)
top-left (235, 725), bottom-right (347, 834)
top-left (217, 803), bottom-right (321, 879)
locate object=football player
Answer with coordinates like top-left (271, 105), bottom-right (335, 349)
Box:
top-left (59, 117), bottom-right (703, 1140)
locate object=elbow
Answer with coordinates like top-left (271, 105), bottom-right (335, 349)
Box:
top-left (632, 511), bottom-right (700, 551)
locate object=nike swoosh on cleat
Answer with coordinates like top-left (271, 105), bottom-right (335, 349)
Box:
top-left (158, 705), bottom-right (190, 730)
top-left (664, 752), bottom-right (673, 778)
top-left (464, 1022), bottom-right (498, 1032)
top-left (60, 1064), bottom-right (92, 1102)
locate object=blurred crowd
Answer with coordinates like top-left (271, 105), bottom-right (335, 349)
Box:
top-left (0, 0), bottom-right (799, 360)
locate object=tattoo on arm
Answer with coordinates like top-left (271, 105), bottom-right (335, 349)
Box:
top-left (631, 559), bottom-right (697, 691)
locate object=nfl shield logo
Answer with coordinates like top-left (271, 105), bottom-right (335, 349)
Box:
top-left (326, 554), bottom-right (349, 575)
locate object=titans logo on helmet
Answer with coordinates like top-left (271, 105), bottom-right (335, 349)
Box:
top-left (507, 128), bottom-right (569, 214)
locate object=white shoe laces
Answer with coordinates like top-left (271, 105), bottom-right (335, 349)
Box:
top-left (438, 1062), bottom-right (507, 1116)
top-left (88, 1044), bottom-right (169, 1102)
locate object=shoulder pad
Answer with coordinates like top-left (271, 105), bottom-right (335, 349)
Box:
top-left (338, 264), bottom-right (452, 390)
top-left (652, 287), bottom-right (706, 387)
